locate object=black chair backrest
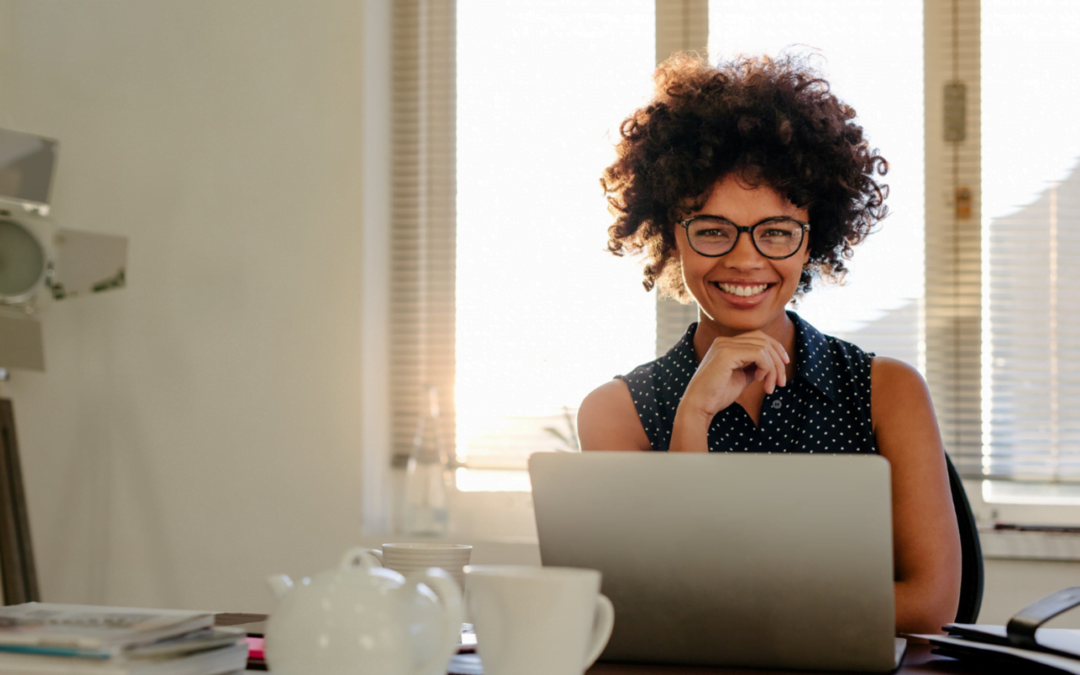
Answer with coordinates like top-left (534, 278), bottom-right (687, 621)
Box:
top-left (945, 452), bottom-right (983, 623)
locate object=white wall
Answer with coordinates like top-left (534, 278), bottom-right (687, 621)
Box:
top-left (982, 559), bottom-right (1080, 628)
top-left (0, 1), bottom-right (371, 613)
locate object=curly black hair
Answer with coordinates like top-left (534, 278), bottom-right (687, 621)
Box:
top-left (601, 52), bottom-right (889, 300)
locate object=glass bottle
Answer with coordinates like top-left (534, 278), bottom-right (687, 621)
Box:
top-left (404, 385), bottom-right (452, 536)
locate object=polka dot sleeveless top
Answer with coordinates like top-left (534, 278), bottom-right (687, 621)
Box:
top-left (616, 311), bottom-right (878, 454)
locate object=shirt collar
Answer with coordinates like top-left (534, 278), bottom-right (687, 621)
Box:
top-left (789, 310), bottom-right (839, 402)
top-left (676, 311), bottom-right (839, 402)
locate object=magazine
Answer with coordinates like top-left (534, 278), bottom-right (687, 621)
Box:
top-left (0, 641), bottom-right (247, 675)
top-left (0, 604), bottom-right (215, 654)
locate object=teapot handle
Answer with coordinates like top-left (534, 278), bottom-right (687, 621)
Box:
top-left (408, 567), bottom-right (464, 675)
top-left (339, 546), bottom-right (382, 570)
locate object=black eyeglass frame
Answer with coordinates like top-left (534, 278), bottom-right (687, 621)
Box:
top-left (678, 215), bottom-right (812, 260)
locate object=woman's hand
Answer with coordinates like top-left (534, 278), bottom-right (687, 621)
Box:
top-left (685, 331), bottom-right (790, 417)
top-left (670, 331), bottom-right (790, 452)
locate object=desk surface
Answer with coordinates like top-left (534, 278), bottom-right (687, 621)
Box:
top-left (217, 616), bottom-right (993, 675)
top-left (585, 644), bottom-right (1002, 674)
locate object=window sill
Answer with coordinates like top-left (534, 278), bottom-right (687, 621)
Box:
top-left (356, 531), bottom-right (1080, 564)
top-left (980, 529), bottom-right (1080, 561)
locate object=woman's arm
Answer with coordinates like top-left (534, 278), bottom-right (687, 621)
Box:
top-left (871, 356), bottom-right (961, 635)
top-left (578, 379), bottom-right (652, 451)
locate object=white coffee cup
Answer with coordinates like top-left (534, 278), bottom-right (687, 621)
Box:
top-left (464, 565), bottom-right (614, 675)
top-left (368, 543), bottom-right (472, 590)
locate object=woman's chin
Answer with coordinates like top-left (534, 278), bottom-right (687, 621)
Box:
top-left (697, 300), bottom-right (790, 335)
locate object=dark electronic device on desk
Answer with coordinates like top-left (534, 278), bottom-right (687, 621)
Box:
top-left (530, 452), bottom-right (906, 673)
top-left (916, 586), bottom-right (1080, 672)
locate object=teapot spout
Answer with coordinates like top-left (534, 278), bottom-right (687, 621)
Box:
top-left (266, 574), bottom-right (294, 600)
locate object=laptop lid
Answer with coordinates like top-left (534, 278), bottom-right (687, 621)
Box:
top-left (528, 452), bottom-right (899, 672)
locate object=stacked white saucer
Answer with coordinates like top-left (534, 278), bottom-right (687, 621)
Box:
top-left (368, 543), bottom-right (472, 590)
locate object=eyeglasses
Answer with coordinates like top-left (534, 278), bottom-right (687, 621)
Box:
top-left (679, 215), bottom-right (811, 260)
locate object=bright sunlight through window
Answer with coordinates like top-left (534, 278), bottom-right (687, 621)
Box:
top-left (456, 1), bottom-right (656, 487)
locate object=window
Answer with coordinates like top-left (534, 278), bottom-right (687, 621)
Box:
top-left (382, 0), bottom-right (1080, 537)
top-left (978, 0), bottom-right (1080, 500)
top-left (455, 0), bottom-right (657, 491)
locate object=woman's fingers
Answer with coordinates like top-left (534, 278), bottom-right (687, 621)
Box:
top-left (765, 340), bottom-right (788, 389)
top-left (734, 344), bottom-right (778, 394)
top-left (758, 345), bottom-right (781, 394)
top-left (715, 333), bottom-right (789, 394)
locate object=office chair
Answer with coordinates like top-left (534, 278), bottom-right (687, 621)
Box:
top-left (945, 452), bottom-right (983, 624)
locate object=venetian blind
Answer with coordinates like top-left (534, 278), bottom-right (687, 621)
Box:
top-left (924, 0), bottom-right (983, 474)
top-left (980, 0), bottom-right (1080, 482)
top-left (389, 0), bottom-right (456, 465)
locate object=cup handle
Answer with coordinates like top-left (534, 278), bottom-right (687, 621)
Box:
top-left (410, 567), bottom-right (464, 675)
top-left (582, 593), bottom-right (615, 670)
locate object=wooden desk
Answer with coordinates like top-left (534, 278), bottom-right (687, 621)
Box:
top-left (448, 643), bottom-right (1001, 674)
top-left (586, 644), bottom-right (1004, 674)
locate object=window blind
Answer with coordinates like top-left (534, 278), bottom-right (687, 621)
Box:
top-left (390, 0), bottom-right (457, 466)
top-left (986, 178), bottom-right (1080, 480)
top-left (923, 0), bottom-right (983, 474)
top-left (980, 0), bottom-right (1080, 482)
top-left (654, 0), bottom-right (706, 356)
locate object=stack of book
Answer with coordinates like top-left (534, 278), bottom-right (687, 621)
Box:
top-left (0, 603), bottom-right (248, 675)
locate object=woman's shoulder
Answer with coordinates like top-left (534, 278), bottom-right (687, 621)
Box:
top-left (870, 355), bottom-right (930, 400)
top-left (790, 313), bottom-right (931, 431)
top-left (579, 323), bottom-right (699, 452)
top-left (578, 379), bottom-right (651, 451)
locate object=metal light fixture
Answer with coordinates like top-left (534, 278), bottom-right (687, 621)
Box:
top-left (0, 127), bottom-right (128, 372)
top-left (0, 127), bottom-right (129, 604)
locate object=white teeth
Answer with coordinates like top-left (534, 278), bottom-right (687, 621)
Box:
top-left (717, 283), bottom-right (768, 297)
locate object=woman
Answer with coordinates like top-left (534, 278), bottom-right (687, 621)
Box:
top-left (577, 53), bottom-right (961, 635)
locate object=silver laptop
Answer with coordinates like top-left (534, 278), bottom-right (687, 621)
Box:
top-left (528, 452), bottom-right (906, 672)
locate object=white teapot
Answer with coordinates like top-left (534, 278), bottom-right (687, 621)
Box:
top-left (265, 546), bottom-right (463, 675)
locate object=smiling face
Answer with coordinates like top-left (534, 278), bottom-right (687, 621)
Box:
top-left (674, 175), bottom-right (811, 339)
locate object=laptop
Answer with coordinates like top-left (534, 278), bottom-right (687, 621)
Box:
top-left (528, 452), bottom-right (906, 672)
